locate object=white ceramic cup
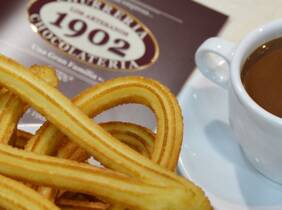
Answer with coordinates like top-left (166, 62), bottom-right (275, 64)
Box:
top-left (195, 19), bottom-right (282, 184)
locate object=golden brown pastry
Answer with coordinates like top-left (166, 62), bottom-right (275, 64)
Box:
top-left (0, 55), bottom-right (211, 210)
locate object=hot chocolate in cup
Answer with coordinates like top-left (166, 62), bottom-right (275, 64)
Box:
top-left (195, 19), bottom-right (282, 184)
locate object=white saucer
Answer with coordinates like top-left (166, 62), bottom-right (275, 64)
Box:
top-left (177, 71), bottom-right (282, 210)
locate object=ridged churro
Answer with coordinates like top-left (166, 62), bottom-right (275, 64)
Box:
top-left (56, 192), bottom-right (109, 210)
top-left (57, 198), bottom-right (109, 209)
top-left (25, 73), bottom-right (182, 170)
top-left (37, 122), bottom-right (154, 202)
top-left (0, 173), bottom-right (59, 210)
top-left (55, 122), bottom-right (154, 205)
top-left (0, 55), bottom-right (211, 210)
top-left (0, 143), bottom-right (205, 210)
top-left (23, 68), bottom-right (184, 205)
top-left (0, 65), bottom-right (58, 145)
top-left (17, 121), bottom-right (155, 202)
top-left (57, 122), bottom-right (154, 161)
top-left (100, 122), bottom-right (154, 157)
top-left (14, 130), bottom-right (33, 149)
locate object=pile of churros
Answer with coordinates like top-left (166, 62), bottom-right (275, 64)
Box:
top-left (0, 55), bottom-right (212, 210)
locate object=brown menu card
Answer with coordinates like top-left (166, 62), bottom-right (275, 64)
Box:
top-left (0, 0), bottom-right (227, 128)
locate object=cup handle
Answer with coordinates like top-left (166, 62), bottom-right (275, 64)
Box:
top-left (195, 37), bottom-right (236, 89)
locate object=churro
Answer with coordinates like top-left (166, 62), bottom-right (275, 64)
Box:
top-left (0, 173), bottom-right (59, 210)
top-left (57, 199), bottom-right (109, 209)
top-left (57, 122), bottom-right (154, 161)
top-left (23, 67), bottom-right (184, 204)
top-left (25, 121), bottom-right (154, 201)
top-left (100, 122), bottom-right (154, 157)
top-left (0, 65), bottom-right (58, 144)
top-left (0, 55), bottom-right (211, 210)
top-left (26, 72), bottom-right (182, 170)
top-left (0, 143), bottom-right (206, 210)
top-left (14, 130), bottom-right (33, 149)
top-left (56, 192), bottom-right (109, 210)
top-left (51, 122), bottom-right (154, 206)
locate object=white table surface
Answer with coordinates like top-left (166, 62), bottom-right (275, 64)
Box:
top-left (194, 0), bottom-right (282, 42)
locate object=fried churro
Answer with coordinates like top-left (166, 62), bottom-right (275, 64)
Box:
top-left (25, 71), bottom-right (182, 171)
top-left (100, 122), bottom-right (154, 157)
top-left (0, 173), bottom-right (59, 210)
top-left (14, 130), bottom-right (33, 149)
top-left (57, 199), bottom-right (109, 209)
top-left (0, 65), bottom-right (58, 145)
top-left (52, 122), bottom-right (154, 207)
top-left (0, 143), bottom-right (205, 210)
top-left (0, 55), bottom-right (211, 210)
top-left (57, 122), bottom-right (154, 161)
top-left (56, 192), bottom-right (109, 210)
top-left (22, 64), bottom-right (186, 206)
top-left (20, 121), bottom-right (155, 202)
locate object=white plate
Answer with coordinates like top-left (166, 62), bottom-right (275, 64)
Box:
top-left (177, 71), bottom-right (282, 210)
